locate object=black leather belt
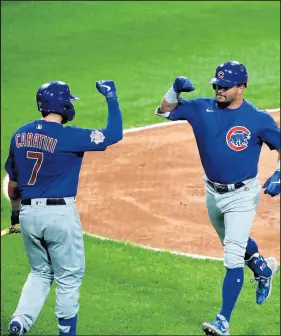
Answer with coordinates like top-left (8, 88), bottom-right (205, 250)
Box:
top-left (22, 198), bottom-right (66, 206)
top-left (207, 181), bottom-right (245, 194)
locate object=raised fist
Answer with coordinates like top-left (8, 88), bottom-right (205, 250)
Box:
top-left (173, 76), bottom-right (195, 93)
top-left (96, 80), bottom-right (117, 99)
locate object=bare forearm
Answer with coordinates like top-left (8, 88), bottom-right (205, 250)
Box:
top-left (158, 84), bottom-right (180, 113)
top-left (8, 180), bottom-right (21, 211)
top-left (8, 180), bottom-right (21, 227)
top-left (159, 98), bottom-right (179, 113)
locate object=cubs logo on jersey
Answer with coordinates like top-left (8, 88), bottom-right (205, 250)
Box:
top-left (226, 126), bottom-right (251, 151)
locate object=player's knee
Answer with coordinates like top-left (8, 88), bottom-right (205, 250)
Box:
top-left (30, 268), bottom-right (54, 282)
top-left (224, 242), bottom-right (246, 269)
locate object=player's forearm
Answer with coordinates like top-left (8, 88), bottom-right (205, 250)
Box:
top-left (8, 180), bottom-right (21, 205)
top-left (159, 84), bottom-right (181, 113)
top-left (8, 180), bottom-right (21, 225)
top-left (159, 98), bottom-right (179, 113)
top-left (157, 77), bottom-right (195, 117)
top-left (8, 182), bottom-right (21, 210)
top-left (104, 97), bottom-right (123, 144)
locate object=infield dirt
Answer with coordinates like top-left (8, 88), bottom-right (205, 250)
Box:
top-left (77, 112), bottom-right (280, 261)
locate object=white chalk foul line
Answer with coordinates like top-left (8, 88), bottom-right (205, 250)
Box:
top-left (266, 108), bottom-right (280, 113)
top-left (83, 232), bottom-right (224, 261)
top-left (2, 107), bottom-right (279, 261)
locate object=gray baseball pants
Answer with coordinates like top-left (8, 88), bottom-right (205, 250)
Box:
top-left (11, 197), bottom-right (85, 332)
top-left (204, 176), bottom-right (261, 269)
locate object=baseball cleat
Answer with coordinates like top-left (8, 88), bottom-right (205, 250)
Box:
top-left (255, 257), bottom-right (279, 305)
top-left (8, 320), bottom-right (25, 336)
top-left (202, 314), bottom-right (230, 335)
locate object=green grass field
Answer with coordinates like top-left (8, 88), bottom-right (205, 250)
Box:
top-left (1, 1), bottom-right (280, 335)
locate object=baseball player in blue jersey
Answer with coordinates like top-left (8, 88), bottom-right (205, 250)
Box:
top-left (155, 61), bottom-right (280, 336)
top-left (5, 80), bottom-right (123, 336)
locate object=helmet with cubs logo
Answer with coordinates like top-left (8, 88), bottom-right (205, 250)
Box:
top-left (209, 61), bottom-right (248, 88)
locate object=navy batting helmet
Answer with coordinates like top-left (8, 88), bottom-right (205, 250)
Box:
top-left (209, 61), bottom-right (248, 88)
top-left (36, 81), bottom-right (79, 124)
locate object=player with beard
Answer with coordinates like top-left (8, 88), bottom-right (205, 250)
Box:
top-left (154, 61), bottom-right (280, 336)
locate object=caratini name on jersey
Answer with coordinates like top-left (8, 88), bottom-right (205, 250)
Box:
top-left (15, 132), bottom-right (58, 153)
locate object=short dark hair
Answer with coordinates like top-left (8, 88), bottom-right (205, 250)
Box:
top-left (42, 112), bottom-right (50, 118)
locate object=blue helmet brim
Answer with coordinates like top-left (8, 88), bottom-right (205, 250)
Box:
top-left (208, 77), bottom-right (237, 88)
top-left (70, 95), bottom-right (79, 101)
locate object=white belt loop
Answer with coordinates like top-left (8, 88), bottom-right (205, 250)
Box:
top-left (227, 184), bottom-right (236, 191)
top-left (63, 197), bottom-right (76, 205)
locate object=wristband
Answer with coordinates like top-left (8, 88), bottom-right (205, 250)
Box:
top-left (11, 210), bottom-right (20, 225)
top-left (154, 107), bottom-right (170, 118)
top-left (164, 86), bottom-right (179, 104)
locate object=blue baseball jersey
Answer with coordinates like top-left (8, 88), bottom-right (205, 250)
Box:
top-left (5, 98), bottom-right (123, 199)
top-left (157, 98), bottom-right (280, 184)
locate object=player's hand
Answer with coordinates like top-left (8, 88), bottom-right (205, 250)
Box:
top-left (11, 224), bottom-right (21, 234)
top-left (263, 170), bottom-right (280, 197)
top-left (173, 76), bottom-right (195, 93)
top-left (96, 80), bottom-right (117, 99)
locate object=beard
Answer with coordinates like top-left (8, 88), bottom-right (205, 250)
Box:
top-left (216, 100), bottom-right (232, 108)
top-left (215, 94), bottom-right (232, 108)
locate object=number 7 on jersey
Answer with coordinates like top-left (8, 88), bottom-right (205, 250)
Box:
top-left (27, 151), bottom-right (44, 185)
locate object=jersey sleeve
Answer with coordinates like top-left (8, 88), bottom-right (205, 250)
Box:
top-left (155, 98), bottom-right (197, 122)
top-left (59, 97), bottom-right (123, 153)
top-left (5, 140), bottom-right (18, 181)
top-left (259, 112), bottom-right (280, 150)
top-left (59, 126), bottom-right (111, 152)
